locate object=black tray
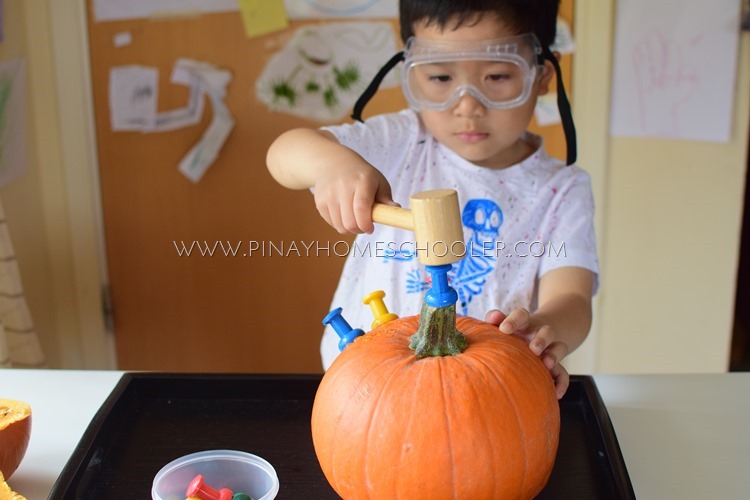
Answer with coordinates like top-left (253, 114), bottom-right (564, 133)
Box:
top-left (49, 373), bottom-right (634, 499)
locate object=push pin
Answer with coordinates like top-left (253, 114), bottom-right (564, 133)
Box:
top-left (186, 474), bottom-right (233, 500)
top-left (323, 307), bottom-right (365, 351)
top-left (424, 264), bottom-right (458, 308)
top-left (363, 290), bottom-right (398, 329)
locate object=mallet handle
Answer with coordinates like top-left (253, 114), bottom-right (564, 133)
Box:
top-left (371, 204), bottom-right (414, 231)
top-left (371, 190), bottom-right (465, 266)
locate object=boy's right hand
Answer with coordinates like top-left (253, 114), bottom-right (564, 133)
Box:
top-left (313, 162), bottom-right (398, 234)
top-left (266, 127), bottom-right (399, 234)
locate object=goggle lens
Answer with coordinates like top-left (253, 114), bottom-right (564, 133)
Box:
top-left (406, 59), bottom-right (532, 110)
top-left (401, 34), bottom-right (542, 111)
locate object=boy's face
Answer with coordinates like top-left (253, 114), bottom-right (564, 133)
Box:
top-left (413, 14), bottom-right (554, 169)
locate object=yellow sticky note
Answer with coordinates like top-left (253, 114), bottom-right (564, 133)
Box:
top-left (238, 0), bottom-right (288, 38)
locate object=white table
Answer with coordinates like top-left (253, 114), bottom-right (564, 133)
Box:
top-left (1, 370), bottom-right (749, 499)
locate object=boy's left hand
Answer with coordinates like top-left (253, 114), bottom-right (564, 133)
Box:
top-left (485, 309), bottom-right (569, 399)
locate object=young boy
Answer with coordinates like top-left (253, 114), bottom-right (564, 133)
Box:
top-left (267, 0), bottom-right (598, 398)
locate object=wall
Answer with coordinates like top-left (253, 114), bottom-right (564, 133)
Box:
top-left (0, 0), bottom-right (113, 369)
top-left (6, 0), bottom-right (750, 373)
top-left (0, 0), bottom-right (59, 366)
top-left (569, 0), bottom-right (750, 374)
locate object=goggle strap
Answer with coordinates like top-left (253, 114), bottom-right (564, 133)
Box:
top-left (351, 51), bottom-right (405, 122)
top-left (543, 47), bottom-right (577, 165)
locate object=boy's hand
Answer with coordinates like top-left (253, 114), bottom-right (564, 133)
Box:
top-left (485, 309), bottom-right (570, 399)
top-left (313, 162), bottom-right (397, 234)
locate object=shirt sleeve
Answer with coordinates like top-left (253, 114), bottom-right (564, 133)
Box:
top-left (320, 110), bottom-right (418, 180)
top-left (538, 168), bottom-right (600, 294)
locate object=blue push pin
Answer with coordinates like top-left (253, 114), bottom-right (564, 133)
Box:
top-left (424, 264), bottom-right (458, 308)
top-left (323, 307), bottom-right (365, 351)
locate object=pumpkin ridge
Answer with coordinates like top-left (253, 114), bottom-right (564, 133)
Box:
top-left (435, 361), bottom-right (460, 500)
top-left (461, 346), bottom-right (507, 498)
top-left (472, 338), bottom-right (559, 496)
top-left (395, 357), bottom-right (428, 497)
top-left (490, 338), bottom-right (561, 473)
top-left (470, 348), bottom-right (530, 495)
top-left (451, 350), bottom-right (502, 499)
top-left (323, 346), bottom-right (410, 495)
top-left (360, 352), bottom-right (415, 497)
top-left (318, 351), bottom-right (372, 492)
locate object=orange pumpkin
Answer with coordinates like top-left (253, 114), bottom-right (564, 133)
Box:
top-left (0, 399), bottom-right (32, 479)
top-left (311, 308), bottom-right (559, 499)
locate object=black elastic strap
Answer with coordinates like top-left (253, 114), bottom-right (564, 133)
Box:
top-left (351, 51), bottom-right (405, 122)
top-left (543, 46), bottom-right (577, 165)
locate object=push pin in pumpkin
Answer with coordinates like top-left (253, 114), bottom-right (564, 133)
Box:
top-left (323, 307), bottom-right (364, 351)
top-left (424, 264), bottom-right (458, 308)
top-left (186, 474), bottom-right (233, 500)
top-left (363, 290), bottom-right (398, 329)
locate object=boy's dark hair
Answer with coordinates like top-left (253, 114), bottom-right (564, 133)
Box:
top-left (399, 0), bottom-right (560, 48)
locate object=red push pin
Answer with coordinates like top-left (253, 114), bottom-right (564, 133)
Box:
top-left (186, 474), bottom-right (233, 500)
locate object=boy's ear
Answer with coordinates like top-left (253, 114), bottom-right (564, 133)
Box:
top-left (538, 52), bottom-right (559, 96)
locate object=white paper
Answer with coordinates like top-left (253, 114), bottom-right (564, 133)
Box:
top-left (535, 92), bottom-right (562, 127)
top-left (113, 31), bottom-right (132, 47)
top-left (550, 17), bottom-right (575, 55)
top-left (256, 22), bottom-right (398, 122)
top-left (94, 0), bottom-right (398, 22)
top-left (109, 65), bottom-right (158, 131)
top-left (0, 59), bottom-right (26, 188)
top-left (152, 59), bottom-right (207, 132)
top-left (174, 59), bottom-right (235, 183)
top-left (610, 0), bottom-right (741, 142)
top-left (178, 93), bottom-right (234, 183)
top-left (109, 59), bottom-right (234, 182)
top-left (93, 0), bottom-right (237, 22)
top-left (284, 0), bottom-right (397, 19)
top-left (109, 60), bottom-right (229, 133)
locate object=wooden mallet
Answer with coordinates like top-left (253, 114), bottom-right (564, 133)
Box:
top-left (371, 189), bottom-right (464, 308)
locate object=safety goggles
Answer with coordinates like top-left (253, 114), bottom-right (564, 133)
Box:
top-left (401, 34), bottom-right (543, 111)
top-left (351, 33), bottom-right (578, 165)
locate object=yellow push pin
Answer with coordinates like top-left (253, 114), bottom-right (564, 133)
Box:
top-left (363, 290), bottom-right (399, 329)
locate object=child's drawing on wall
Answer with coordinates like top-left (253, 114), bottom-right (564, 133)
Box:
top-left (256, 22), bottom-right (398, 122)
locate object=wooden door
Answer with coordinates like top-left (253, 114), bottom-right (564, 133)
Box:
top-left (85, 1), bottom-right (573, 373)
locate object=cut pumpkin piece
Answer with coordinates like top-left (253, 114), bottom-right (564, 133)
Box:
top-left (0, 400), bottom-right (31, 480)
top-left (0, 470), bottom-right (26, 500)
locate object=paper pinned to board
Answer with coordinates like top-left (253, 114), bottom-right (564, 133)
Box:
top-left (256, 22), bottom-right (398, 122)
top-left (551, 17), bottom-right (575, 55)
top-left (154, 59), bottom-right (208, 132)
top-left (93, 0), bottom-right (237, 22)
top-left (108, 59), bottom-right (234, 182)
top-left (534, 93), bottom-right (562, 127)
top-left (113, 31), bottom-right (132, 47)
top-left (174, 59), bottom-right (235, 183)
top-left (238, 0), bottom-right (288, 38)
top-left (93, 0), bottom-right (397, 21)
top-left (283, 0), bottom-right (398, 19)
top-left (109, 65), bottom-right (158, 131)
top-left (109, 61), bottom-right (207, 133)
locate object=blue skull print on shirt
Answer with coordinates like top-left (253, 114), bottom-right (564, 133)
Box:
top-left (449, 199), bottom-right (503, 315)
top-left (384, 198), bottom-right (503, 313)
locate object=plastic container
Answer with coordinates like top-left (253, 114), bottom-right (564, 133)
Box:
top-left (151, 449), bottom-right (279, 500)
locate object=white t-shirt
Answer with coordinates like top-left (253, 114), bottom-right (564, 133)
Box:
top-left (319, 109), bottom-right (599, 369)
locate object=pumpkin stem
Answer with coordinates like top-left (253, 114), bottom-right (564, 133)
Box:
top-left (409, 302), bottom-right (467, 357)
